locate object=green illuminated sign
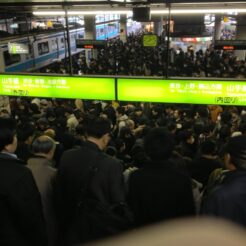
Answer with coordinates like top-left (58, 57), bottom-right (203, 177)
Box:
top-left (118, 79), bottom-right (246, 105)
top-left (143, 35), bottom-right (158, 47)
top-left (1, 74), bottom-right (246, 106)
top-left (0, 74), bottom-right (115, 100)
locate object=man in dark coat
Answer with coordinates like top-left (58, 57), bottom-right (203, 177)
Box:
top-left (128, 127), bottom-right (195, 227)
top-left (202, 135), bottom-right (246, 227)
top-left (0, 118), bottom-right (48, 246)
top-left (55, 116), bottom-right (125, 244)
top-left (189, 139), bottom-right (222, 188)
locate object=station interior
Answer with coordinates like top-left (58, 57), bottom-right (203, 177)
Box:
top-left (1, 1), bottom-right (246, 246)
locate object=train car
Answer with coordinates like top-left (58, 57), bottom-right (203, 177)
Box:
top-left (0, 28), bottom-right (84, 73)
top-left (96, 21), bottom-right (120, 40)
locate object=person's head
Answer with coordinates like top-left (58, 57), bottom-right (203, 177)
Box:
top-left (0, 117), bottom-right (17, 153)
top-left (200, 140), bottom-right (217, 156)
top-left (221, 111), bottom-right (232, 124)
top-left (64, 107), bottom-right (74, 118)
top-left (31, 135), bottom-right (56, 160)
top-left (116, 106), bottom-right (125, 117)
top-left (224, 135), bottom-right (246, 170)
top-left (144, 127), bottom-right (175, 161)
top-left (134, 107), bottom-right (143, 117)
top-left (37, 117), bottom-right (49, 131)
top-left (182, 130), bottom-right (195, 144)
top-left (84, 116), bottom-right (112, 150)
top-left (44, 128), bottom-right (56, 139)
top-left (17, 122), bottom-right (36, 144)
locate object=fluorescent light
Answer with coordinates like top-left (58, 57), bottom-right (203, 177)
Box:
top-left (33, 8), bottom-right (246, 16)
top-left (69, 10), bottom-right (131, 15)
top-left (33, 10), bottom-right (131, 16)
top-left (152, 8), bottom-right (246, 14)
top-left (33, 11), bottom-right (65, 16)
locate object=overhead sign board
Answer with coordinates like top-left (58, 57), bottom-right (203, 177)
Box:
top-left (118, 78), bottom-right (246, 106)
top-left (143, 34), bottom-right (158, 47)
top-left (8, 42), bottom-right (29, 54)
top-left (0, 74), bottom-right (115, 100)
top-left (76, 39), bottom-right (106, 49)
top-left (214, 40), bottom-right (246, 50)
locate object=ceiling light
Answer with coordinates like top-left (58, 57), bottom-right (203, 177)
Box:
top-left (33, 8), bottom-right (246, 16)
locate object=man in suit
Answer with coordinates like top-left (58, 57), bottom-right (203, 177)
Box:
top-left (56, 116), bottom-right (125, 244)
top-left (0, 117), bottom-right (47, 246)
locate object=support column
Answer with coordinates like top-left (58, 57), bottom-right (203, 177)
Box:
top-left (153, 16), bottom-right (163, 36)
top-left (214, 14), bottom-right (222, 40)
top-left (65, 9), bottom-right (73, 75)
top-left (84, 15), bottom-right (97, 63)
top-left (235, 15), bottom-right (246, 61)
top-left (119, 14), bottom-right (127, 43)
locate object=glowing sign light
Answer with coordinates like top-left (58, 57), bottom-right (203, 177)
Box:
top-left (0, 74), bottom-right (115, 100)
top-left (118, 78), bottom-right (246, 106)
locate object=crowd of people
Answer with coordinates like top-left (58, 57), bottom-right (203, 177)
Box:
top-left (1, 96), bottom-right (246, 245)
top-left (40, 33), bottom-right (246, 78)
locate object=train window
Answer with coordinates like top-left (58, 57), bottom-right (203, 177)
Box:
top-left (38, 41), bottom-right (49, 55)
top-left (4, 51), bottom-right (21, 66)
top-left (51, 39), bottom-right (57, 51)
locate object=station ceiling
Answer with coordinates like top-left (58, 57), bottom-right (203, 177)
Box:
top-left (0, 0), bottom-right (245, 17)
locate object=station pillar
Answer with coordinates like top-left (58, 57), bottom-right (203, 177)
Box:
top-left (235, 15), bottom-right (246, 61)
top-left (84, 15), bottom-right (98, 63)
top-left (119, 14), bottom-right (127, 43)
top-left (214, 15), bottom-right (222, 40)
top-left (153, 16), bottom-right (163, 36)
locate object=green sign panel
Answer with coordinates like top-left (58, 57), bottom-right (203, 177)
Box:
top-left (143, 34), bottom-right (158, 47)
top-left (118, 79), bottom-right (246, 105)
top-left (0, 74), bottom-right (115, 100)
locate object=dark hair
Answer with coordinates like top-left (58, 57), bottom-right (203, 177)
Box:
top-left (17, 123), bottom-right (36, 142)
top-left (224, 136), bottom-right (246, 169)
top-left (219, 125), bottom-right (231, 140)
top-left (134, 106), bottom-right (143, 112)
top-left (181, 129), bottom-right (193, 142)
top-left (64, 107), bottom-right (74, 115)
top-left (144, 127), bottom-right (175, 161)
top-left (0, 117), bottom-right (17, 152)
top-left (119, 126), bottom-right (132, 139)
top-left (29, 103), bottom-right (40, 114)
top-left (106, 146), bottom-right (117, 156)
top-left (116, 106), bottom-right (125, 116)
top-left (239, 122), bottom-right (246, 134)
top-left (84, 115), bottom-right (112, 138)
top-left (200, 140), bottom-right (217, 155)
top-left (32, 135), bottom-right (56, 154)
top-left (221, 111), bottom-right (232, 124)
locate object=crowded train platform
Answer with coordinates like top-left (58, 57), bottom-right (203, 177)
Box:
top-left (1, 0), bottom-right (246, 246)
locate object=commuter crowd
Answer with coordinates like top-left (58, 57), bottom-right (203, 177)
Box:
top-left (1, 97), bottom-right (246, 245)
top-left (42, 33), bottom-right (246, 79)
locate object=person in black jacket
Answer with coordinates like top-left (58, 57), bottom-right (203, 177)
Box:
top-left (128, 127), bottom-right (195, 227)
top-left (202, 135), bottom-right (246, 227)
top-left (55, 116), bottom-right (125, 244)
top-left (0, 118), bottom-right (48, 246)
top-left (15, 122), bottom-right (36, 163)
top-left (189, 139), bottom-right (222, 188)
